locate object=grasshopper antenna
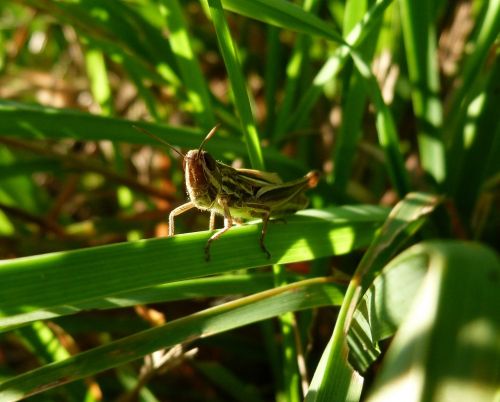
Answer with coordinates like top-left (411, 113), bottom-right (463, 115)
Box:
top-left (132, 125), bottom-right (185, 159)
top-left (197, 124), bottom-right (221, 155)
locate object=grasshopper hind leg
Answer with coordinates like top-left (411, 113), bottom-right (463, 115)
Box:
top-left (259, 212), bottom-right (272, 259)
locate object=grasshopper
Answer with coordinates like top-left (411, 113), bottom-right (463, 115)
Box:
top-left (135, 125), bottom-right (319, 261)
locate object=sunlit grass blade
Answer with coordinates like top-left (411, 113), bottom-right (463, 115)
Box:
top-left (445, 0), bottom-right (500, 195)
top-left (0, 206), bottom-right (388, 328)
top-left (306, 193), bottom-right (441, 401)
top-left (221, 0), bottom-right (345, 43)
top-left (329, 0), bottom-right (383, 201)
top-left (0, 277), bottom-right (344, 401)
top-left (159, 0), bottom-right (217, 128)
top-left (365, 241), bottom-right (500, 402)
top-left (285, 0), bottom-right (393, 132)
top-left (207, 0), bottom-right (264, 170)
top-left (350, 50), bottom-right (411, 197)
top-left (399, 0), bottom-right (445, 186)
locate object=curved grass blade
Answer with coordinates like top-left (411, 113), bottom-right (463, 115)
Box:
top-left (365, 241), bottom-right (500, 402)
top-left (306, 193), bottom-right (442, 402)
top-left (0, 206), bottom-right (388, 329)
top-left (0, 277), bottom-right (344, 402)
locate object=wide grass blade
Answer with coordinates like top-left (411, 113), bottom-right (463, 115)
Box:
top-left (0, 277), bottom-right (344, 401)
top-left (306, 193), bottom-right (441, 402)
top-left (366, 241), bottom-right (500, 402)
top-left (0, 206), bottom-right (387, 328)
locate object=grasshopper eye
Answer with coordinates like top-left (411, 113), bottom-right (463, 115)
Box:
top-left (202, 153), bottom-right (217, 171)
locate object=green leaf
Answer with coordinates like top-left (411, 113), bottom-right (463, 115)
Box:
top-left (306, 193), bottom-right (441, 402)
top-left (399, 0), bottom-right (445, 185)
top-left (366, 241), bottom-right (500, 402)
top-left (208, 0), bottom-right (264, 170)
top-left (0, 277), bottom-right (344, 401)
top-left (221, 0), bottom-right (345, 44)
top-left (0, 206), bottom-right (387, 330)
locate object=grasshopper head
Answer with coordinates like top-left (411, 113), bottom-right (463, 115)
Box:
top-left (184, 149), bottom-right (219, 208)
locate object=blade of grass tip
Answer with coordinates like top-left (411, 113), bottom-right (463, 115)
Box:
top-left (399, 0), bottom-right (445, 187)
top-left (207, 0), bottom-right (265, 170)
top-left (159, 0), bottom-right (216, 129)
top-left (349, 49), bottom-right (411, 197)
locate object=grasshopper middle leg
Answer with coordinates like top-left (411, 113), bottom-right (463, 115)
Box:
top-left (205, 197), bottom-right (232, 261)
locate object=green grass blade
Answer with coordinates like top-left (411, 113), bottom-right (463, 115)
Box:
top-left (399, 0), bottom-right (445, 186)
top-left (207, 0), bottom-right (264, 170)
top-left (263, 26), bottom-right (282, 137)
top-left (15, 322), bottom-right (95, 401)
top-left (271, 0), bottom-right (319, 143)
top-left (221, 0), bottom-right (345, 44)
top-left (306, 193), bottom-right (441, 402)
top-left (446, 0), bottom-right (500, 195)
top-left (0, 101), bottom-right (306, 173)
top-left (195, 361), bottom-right (264, 402)
top-left (329, 0), bottom-right (383, 201)
top-left (366, 241), bottom-right (500, 402)
top-left (350, 50), bottom-right (411, 197)
top-left (159, 0), bottom-right (216, 128)
top-left (450, 59), bottom-right (500, 221)
top-left (285, 0), bottom-right (393, 132)
top-left (3, 273), bottom-right (310, 331)
top-left (0, 206), bottom-right (388, 327)
top-left (84, 48), bottom-right (114, 115)
top-left (0, 277), bottom-right (344, 401)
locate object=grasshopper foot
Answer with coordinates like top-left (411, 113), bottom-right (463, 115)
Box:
top-left (260, 240), bottom-right (271, 259)
top-left (204, 242), bottom-right (211, 262)
top-left (270, 217), bottom-right (287, 225)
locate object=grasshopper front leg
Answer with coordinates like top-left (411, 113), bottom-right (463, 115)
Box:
top-left (168, 201), bottom-right (195, 236)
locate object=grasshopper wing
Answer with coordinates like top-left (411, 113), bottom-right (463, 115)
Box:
top-left (236, 168), bottom-right (283, 185)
